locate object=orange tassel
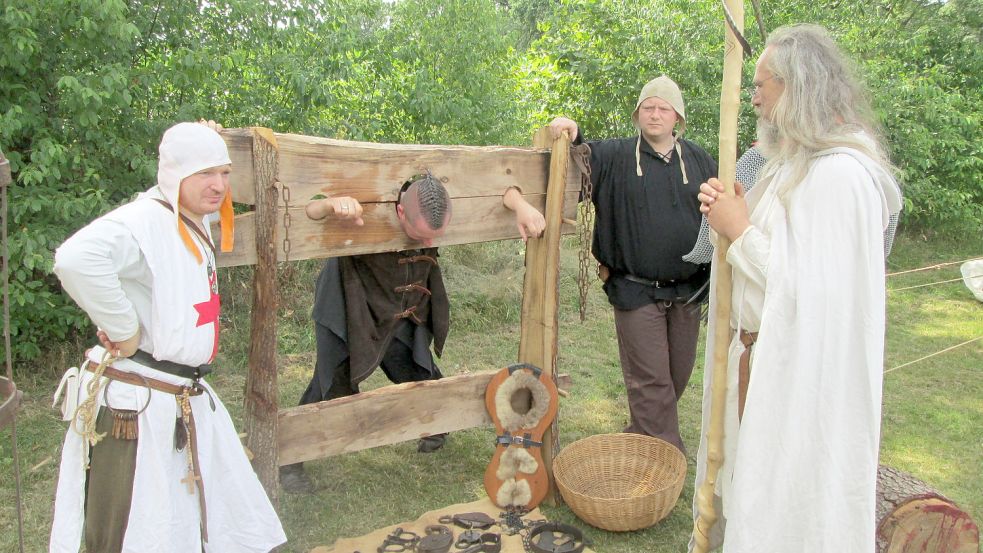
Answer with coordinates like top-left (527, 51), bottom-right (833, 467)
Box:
top-left (219, 192), bottom-right (234, 252)
top-left (178, 220), bottom-right (204, 264)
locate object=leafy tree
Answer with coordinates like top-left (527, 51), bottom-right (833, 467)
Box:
top-left (0, 0), bottom-right (979, 361)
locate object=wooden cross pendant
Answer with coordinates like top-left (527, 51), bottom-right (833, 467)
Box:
top-left (181, 470), bottom-right (201, 494)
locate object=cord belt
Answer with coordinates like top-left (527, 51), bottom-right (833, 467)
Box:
top-left (735, 329), bottom-right (759, 422)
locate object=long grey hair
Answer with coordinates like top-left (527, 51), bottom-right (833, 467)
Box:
top-left (756, 24), bottom-right (896, 199)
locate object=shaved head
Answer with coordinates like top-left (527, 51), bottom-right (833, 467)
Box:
top-left (396, 173), bottom-right (452, 247)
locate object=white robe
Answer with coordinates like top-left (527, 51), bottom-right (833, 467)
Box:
top-left (50, 191), bottom-right (286, 553)
top-left (692, 147), bottom-right (902, 552)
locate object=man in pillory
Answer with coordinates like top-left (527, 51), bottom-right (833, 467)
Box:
top-left (279, 172), bottom-right (547, 493)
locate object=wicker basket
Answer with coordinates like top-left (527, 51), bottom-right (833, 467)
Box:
top-left (552, 433), bottom-right (687, 532)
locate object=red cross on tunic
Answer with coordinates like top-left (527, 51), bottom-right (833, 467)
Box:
top-left (193, 271), bottom-right (221, 361)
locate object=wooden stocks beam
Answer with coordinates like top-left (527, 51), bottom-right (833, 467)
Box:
top-left (517, 127), bottom-right (570, 505)
top-left (693, 1), bottom-right (743, 551)
top-left (242, 128), bottom-right (281, 503)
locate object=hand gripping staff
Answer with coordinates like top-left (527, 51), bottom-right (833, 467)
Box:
top-left (692, 1), bottom-right (745, 551)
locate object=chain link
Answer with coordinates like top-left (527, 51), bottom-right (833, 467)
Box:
top-left (574, 146), bottom-right (595, 322)
top-left (279, 181), bottom-right (293, 281)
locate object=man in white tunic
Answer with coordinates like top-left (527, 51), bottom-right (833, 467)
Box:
top-left (691, 25), bottom-right (902, 552)
top-left (50, 122), bottom-right (286, 552)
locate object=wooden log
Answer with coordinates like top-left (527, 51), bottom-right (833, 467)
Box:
top-left (515, 127), bottom-right (570, 506)
top-left (241, 128), bottom-right (280, 503)
top-left (876, 465), bottom-right (980, 553)
top-left (277, 371), bottom-right (574, 465)
top-left (219, 129), bottom-right (581, 206)
top-left (213, 190), bottom-right (579, 268)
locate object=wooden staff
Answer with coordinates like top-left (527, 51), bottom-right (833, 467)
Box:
top-left (692, 1), bottom-right (744, 551)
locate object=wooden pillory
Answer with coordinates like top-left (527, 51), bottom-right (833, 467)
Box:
top-left (212, 127), bottom-right (581, 504)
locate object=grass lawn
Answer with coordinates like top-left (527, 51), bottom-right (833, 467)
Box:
top-left (1, 232), bottom-right (980, 552)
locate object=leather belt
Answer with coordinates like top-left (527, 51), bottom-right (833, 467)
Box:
top-left (622, 273), bottom-right (681, 289)
top-left (84, 360), bottom-right (204, 397)
top-left (398, 254), bottom-right (437, 266)
top-left (129, 349), bottom-right (212, 379)
top-left (736, 329), bottom-right (758, 422)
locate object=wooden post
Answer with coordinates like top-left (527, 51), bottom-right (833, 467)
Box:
top-left (693, 1), bottom-right (744, 551)
top-left (517, 127), bottom-right (570, 505)
top-left (242, 128), bottom-right (280, 503)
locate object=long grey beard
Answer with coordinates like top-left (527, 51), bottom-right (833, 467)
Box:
top-left (756, 117), bottom-right (781, 159)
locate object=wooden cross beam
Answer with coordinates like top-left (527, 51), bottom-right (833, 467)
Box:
top-left (278, 371), bottom-right (573, 465)
top-left (213, 129), bottom-right (581, 267)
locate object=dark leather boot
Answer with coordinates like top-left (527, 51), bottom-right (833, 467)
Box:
top-left (417, 433), bottom-right (448, 453)
top-left (279, 462), bottom-right (315, 494)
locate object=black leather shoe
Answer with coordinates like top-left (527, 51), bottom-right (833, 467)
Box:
top-left (417, 433), bottom-right (448, 453)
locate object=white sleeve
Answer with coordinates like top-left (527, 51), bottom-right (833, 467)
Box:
top-left (53, 217), bottom-right (145, 342)
top-left (726, 225), bottom-right (769, 289)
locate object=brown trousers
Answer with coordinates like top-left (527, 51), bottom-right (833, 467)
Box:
top-left (84, 408), bottom-right (137, 553)
top-left (614, 300), bottom-right (701, 454)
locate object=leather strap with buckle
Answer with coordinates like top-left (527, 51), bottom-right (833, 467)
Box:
top-left (84, 361), bottom-right (204, 398)
top-left (495, 431), bottom-right (542, 449)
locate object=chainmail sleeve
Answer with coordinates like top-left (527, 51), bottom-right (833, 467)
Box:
top-left (682, 147), bottom-right (767, 264)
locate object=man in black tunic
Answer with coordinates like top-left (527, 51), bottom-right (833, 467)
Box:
top-left (548, 76), bottom-right (717, 454)
top-left (280, 174), bottom-right (546, 493)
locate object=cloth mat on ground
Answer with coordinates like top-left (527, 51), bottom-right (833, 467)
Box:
top-left (311, 496), bottom-right (594, 553)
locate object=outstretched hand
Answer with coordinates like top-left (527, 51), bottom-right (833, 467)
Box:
top-left (503, 188), bottom-right (545, 242)
top-left (515, 202), bottom-right (546, 242)
top-left (305, 196), bottom-right (364, 226)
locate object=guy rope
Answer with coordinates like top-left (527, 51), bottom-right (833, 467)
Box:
top-left (691, 1), bottom-right (748, 551)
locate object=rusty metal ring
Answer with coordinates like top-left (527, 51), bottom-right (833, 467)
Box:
top-left (102, 369), bottom-right (153, 417)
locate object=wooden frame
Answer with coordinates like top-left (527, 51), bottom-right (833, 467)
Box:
top-left (214, 128), bottom-right (580, 502)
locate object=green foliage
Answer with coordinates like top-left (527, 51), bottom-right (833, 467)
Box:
top-left (0, 0), bottom-right (980, 361)
top-left (1, 0), bottom-right (153, 358)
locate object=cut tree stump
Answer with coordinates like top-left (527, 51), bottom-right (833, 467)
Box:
top-left (877, 464), bottom-right (980, 553)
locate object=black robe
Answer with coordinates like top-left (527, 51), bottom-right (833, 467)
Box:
top-left (582, 135), bottom-right (717, 309)
top-left (311, 249), bottom-right (450, 387)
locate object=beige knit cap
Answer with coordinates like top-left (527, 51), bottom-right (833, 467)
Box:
top-left (631, 75), bottom-right (688, 181)
top-left (632, 75), bottom-right (686, 133)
